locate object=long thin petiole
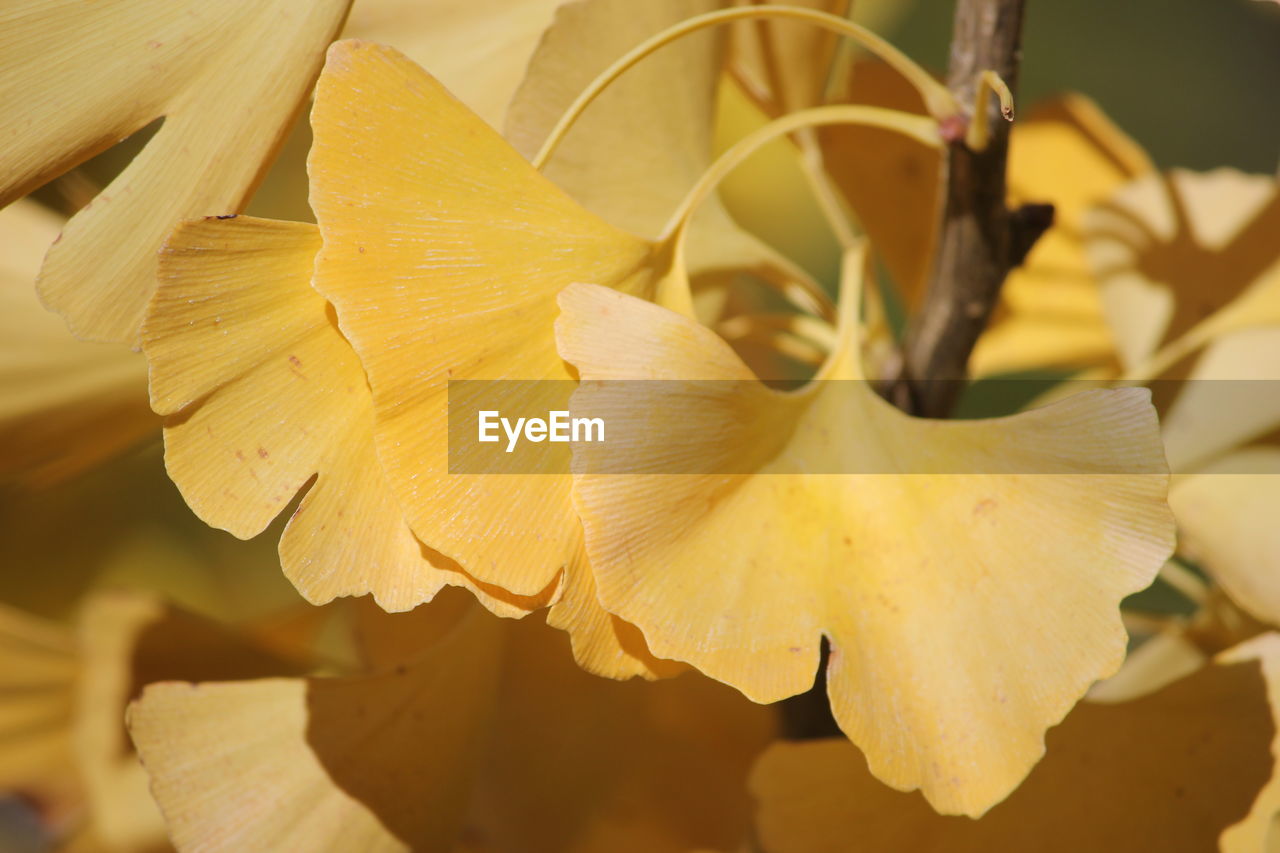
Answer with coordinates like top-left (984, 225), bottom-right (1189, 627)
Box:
top-left (531, 5), bottom-right (957, 171)
top-left (662, 104), bottom-right (941, 242)
top-left (795, 128), bottom-right (860, 250)
top-left (751, 241), bottom-right (836, 320)
top-left (1158, 560), bottom-right (1209, 606)
top-left (964, 70), bottom-right (1015, 151)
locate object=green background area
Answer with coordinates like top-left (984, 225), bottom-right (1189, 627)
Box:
top-left (889, 0), bottom-right (1280, 172)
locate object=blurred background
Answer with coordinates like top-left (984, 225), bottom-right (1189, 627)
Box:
top-left (890, 0), bottom-right (1280, 173)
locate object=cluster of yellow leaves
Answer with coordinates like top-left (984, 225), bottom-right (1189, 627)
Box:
top-left (6, 582), bottom-right (767, 852)
top-left (730, 69), bottom-right (1280, 843)
top-left (752, 637), bottom-right (1280, 853)
top-left (1, 0), bottom-right (1278, 851)
top-left (138, 20), bottom-right (1173, 816)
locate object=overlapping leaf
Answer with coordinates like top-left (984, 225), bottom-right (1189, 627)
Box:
top-left (145, 49), bottom-right (676, 674)
top-left (307, 40), bottom-right (692, 680)
top-left (505, 0), bottom-right (778, 275)
top-left (129, 595), bottom-right (773, 852)
top-left (555, 252), bottom-right (1174, 814)
top-left (128, 592), bottom-right (502, 853)
top-left (1086, 169), bottom-right (1280, 374)
top-left (730, 0), bottom-right (852, 114)
top-left (1083, 168), bottom-right (1280, 626)
top-left (309, 40), bottom-right (665, 599)
top-left (143, 216), bottom-right (536, 615)
top-left (750, 637), bottom-right (1280, 853)
top-left (343, 0), bottom-right (565, 130)
top-left (0, 0), bottom-right (351, 344)
top-left (74, 591), bottom-right (300, 850)
top-left (816, 59), bottom-right (938, 302)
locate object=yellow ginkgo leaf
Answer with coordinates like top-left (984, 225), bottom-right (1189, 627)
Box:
top-left (75, 590), bottom-right (301, 851)
top-left (343, 0), bottom-right (564, 130)
top-left (1084, 168), bottom-right (1280, 376)
top-left (506, 0), bottom-right (785, 278)
top-left (145, 212), bottom-right (673, 678)
top-left (0, 589), bottom-right (311, 848)
top-left (128, 591), bottom-right (504, 853)
top-left (0, 199), bottom-right (154, 488)
top-left (816, 58), bottom-right (938, 303)
top-left (730, 0), bottom-right (851, 114)
top-left (972, 95), bottom-right (1153, 376)
top-left (0, 604), bottom-right (80, 824)
top-left (555, 254), bottom-right (1174, 815)
top-left (749, 640), bottom-right (1279, 853)
top-left (543, 541), bottom-right (687, 682)
top-left (309, 40), bottom-right (660, 598)
top-left (0, 0), bottom-right (350, 344)
top-left (1170, 446), bottom-right (1280, 627)
top-left (1159, 327), bottom-right (1280, 473)
top-left (128, 594), bottom-right (774, 853)
top-left (1218, 633), bottom-right (1280, 852)
top-left (143, 215), bottom-right (540, 615)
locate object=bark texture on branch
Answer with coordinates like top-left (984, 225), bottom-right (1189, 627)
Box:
top-left (782, 0), bottom-right (1040, 741)
top-left (893, 0), bottom-right (1041, 419)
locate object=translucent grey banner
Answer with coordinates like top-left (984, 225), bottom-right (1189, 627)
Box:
top-left (446, 380), bottom-right (1280, 475)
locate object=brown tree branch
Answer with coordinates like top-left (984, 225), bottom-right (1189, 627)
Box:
top-left (890, 0), bottom-right (1047, 419)
top-left (781, 0), bottom-right (1043, 741)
